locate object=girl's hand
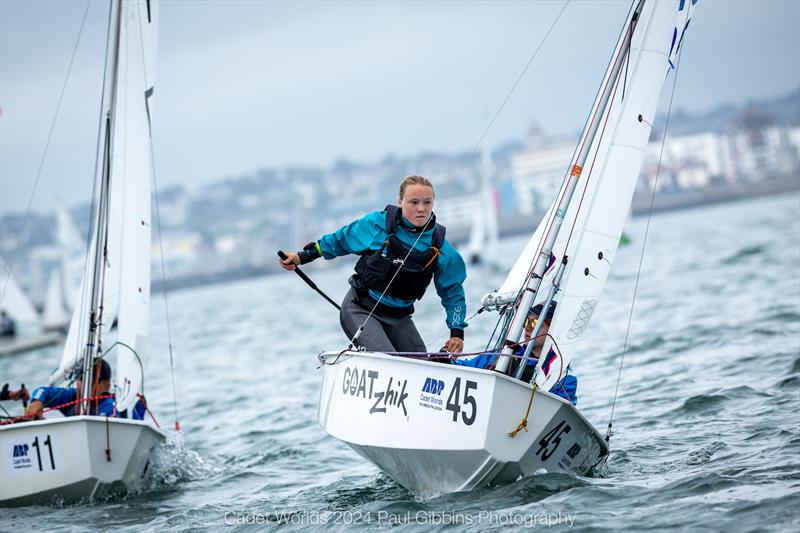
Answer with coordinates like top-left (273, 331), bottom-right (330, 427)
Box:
top-left (443, 337), bottom-right (464, 353)
top-left (279, 252), bottom-right (300, 271)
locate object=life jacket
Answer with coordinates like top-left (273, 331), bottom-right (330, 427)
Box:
top-left (352, 205), bottom-right (446, 302)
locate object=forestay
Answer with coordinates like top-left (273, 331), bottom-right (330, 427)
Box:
top-left (54, 0), bottom-right (158, 413)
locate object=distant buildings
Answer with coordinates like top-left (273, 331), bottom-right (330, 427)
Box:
top-left (3, 100), bottom-right (799, 301)
top-left (511, 116), bottom-right (799, 202)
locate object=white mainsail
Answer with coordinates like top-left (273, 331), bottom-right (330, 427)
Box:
top-left (53, 0), bottom-right (158, 413)
top-left (489, 0), bottom-right (696, 391)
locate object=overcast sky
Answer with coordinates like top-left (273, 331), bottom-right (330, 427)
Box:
top-left (1, 0), bottom-right (798, 216)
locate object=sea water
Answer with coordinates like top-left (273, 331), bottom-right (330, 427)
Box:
top-left (1, 193), bottom-right (798, 531)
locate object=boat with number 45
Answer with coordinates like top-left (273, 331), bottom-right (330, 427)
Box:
top-left (1, 0), bottom-right (166, 506)
top-left (318, 0), bottom-right (698, 495)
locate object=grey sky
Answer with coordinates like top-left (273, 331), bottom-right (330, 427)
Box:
top-left (1, 0), bottom-right (798, 216)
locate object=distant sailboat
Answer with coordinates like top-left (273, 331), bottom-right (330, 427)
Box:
top-left (1, 0), bottom-right (165, 505)
top-left (41, 208), bottom-right (86, 334)
top-left (0, 258), bottom-right (39, 330)
top-left (55, 207), bottom-right (86, 311)
top-left (0, 258), bottom-right (61, 356)
top-left (42, 268), bottom-right (69, 334)
top-left (317, 0), bottom-right (697, 495)
top-left (465, 133), bottom-right (500, 267)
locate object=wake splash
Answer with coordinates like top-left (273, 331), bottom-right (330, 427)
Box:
top-left (137, 431), bottom-right (219, 491)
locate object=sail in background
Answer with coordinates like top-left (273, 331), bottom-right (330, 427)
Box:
top-left (56, 207), bottom-right (86, 311)
top-left (0, 258), bottom-right (39, 327)
top-left (43, 268), bottom-right (69, 331)
top-left (466, 132), bottom-right (500, 264)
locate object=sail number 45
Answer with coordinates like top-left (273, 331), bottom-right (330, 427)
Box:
top-left (446, 378), bottom-right (477, 426)
top-left (536, 421), bottom-right (572, 461)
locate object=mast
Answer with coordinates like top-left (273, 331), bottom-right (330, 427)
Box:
top-left (494, 0), bottom-right (646, 373)
top-left (80, 0), bottom-right (122, 413)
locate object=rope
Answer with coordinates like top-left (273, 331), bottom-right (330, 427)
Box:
top-left (606, 20), bottom-right (690, 444)
top-left (0, 394), bottom-right (114, 425)
top-left (137, 393), bottom-right (161, 429)
top-left (321, 332), bottom-right (561, 365)
top-left (346, 0), bottom-right (572, 351)
top-left (105, 416), bottom-right (112, 461)
top-left (509, 383), bottom-right (537, 438)
top-left (0, 0), bottom-right (92, 310)
top-left (104, 341), bottom-right (145, 404)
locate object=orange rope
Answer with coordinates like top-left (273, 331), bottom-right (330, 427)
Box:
top-left (423, 246), bottom-right (441, 268)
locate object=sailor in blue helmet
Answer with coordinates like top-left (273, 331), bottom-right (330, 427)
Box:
top-left (280, 175), bottom-right (467, 354)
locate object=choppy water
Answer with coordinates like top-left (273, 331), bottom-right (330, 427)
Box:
top-left (2, 193), bottom-right (799, 531)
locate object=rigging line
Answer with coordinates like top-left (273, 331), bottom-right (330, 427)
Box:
top-left (457, 0), bottom-right (571, 171)
top-left (0, 0), bottom-right (92, 308)
top-left (430, 0), bottom-right (572, 220)
top-left (606, 21), bottom-right (690, 444)
top-left (348, 0), bottom-right (572, 349)
top-left (135, 10), bottom-right (182, 431)
top-left (152, 148), bottom-right (182, 431)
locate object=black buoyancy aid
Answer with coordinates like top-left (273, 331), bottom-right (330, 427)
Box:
top-left (352, 205), bottom-right (446, 301)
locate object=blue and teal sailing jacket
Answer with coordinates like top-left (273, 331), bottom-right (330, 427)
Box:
top-left (30, 386), bottom-right (146, 419)
top-left (317, 209), bottom-right (468, 336)
top-left (451, 352), bottom-right (578, 405)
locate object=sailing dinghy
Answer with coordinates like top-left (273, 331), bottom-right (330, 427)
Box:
top-left (1, 0), bottom-right (165, 505)
top-left (0, 258), bottom-right (62, 356)
top-left (318, 0), bottom-right (697, 494)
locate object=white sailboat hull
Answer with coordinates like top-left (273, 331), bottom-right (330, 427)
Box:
top-left (0, 416), bottom-right (165, 506)
top-left (318, 352), bottom-right (607, 494)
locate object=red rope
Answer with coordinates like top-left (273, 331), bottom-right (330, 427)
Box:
top-left (136, 393), bottom-right (161, 429)
top-left (0, 394), bottom-right (113, 425)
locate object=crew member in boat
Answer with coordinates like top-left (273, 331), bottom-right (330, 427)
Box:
top-left (279, 175), bottom-right (467, 353)
top-left (5, 359), bottom-right (147, 420)
top-left (0, 309), bottom-right (16, 337)
top-left (452, 301), bottom-right (578, 404)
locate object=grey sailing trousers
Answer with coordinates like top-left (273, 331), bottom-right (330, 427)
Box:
top-left (339, 287), bottom-right (427, 353)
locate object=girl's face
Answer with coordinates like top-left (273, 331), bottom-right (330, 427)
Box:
top-left (400, 184), bottom-right (434, 227)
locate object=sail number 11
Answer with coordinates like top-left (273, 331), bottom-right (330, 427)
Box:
top-left (31, 435), bottom-right (56, 472)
